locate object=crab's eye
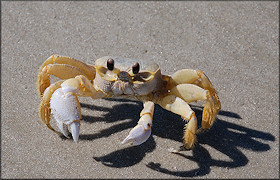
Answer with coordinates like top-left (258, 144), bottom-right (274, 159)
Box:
top-left (107, 58), bottom-right (114, 71)
top-left (132, 62), bottom-right (140, 74)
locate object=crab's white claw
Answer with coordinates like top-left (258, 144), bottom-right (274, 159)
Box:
top-left (121, 124), bottom-right (151, 146)
top-left (70, 121), bottom-right (80, 142)
top-left (121, 114), bottom-right (152, 146)
top-left (50, 87), bottom-right (81, 142)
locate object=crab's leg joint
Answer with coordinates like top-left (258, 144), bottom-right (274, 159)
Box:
top-left (158, 95), bottom-right (198, 150)
top-left (122, 101), bottom-right (154, 146)
top-left (37, 55), bottom-right (96, 96)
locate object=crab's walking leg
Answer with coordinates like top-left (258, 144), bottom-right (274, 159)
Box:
top-left (157, 95), bottom-right (198, 150)
top-left (37, 55), bottom-right (95, 96)
top-left (122, 101), bottom-right (154, 146)
top-left (167, 69), bottom-right (221, 133)
top-left (40, 80), bottom-right (64, 134)
top-left (166, 69), bottom-right (202, 90)
top-left (194, 71), bottom-right (221, 132)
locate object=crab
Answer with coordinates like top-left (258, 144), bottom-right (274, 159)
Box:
top-left (37, 55), bottom-right (221, 150)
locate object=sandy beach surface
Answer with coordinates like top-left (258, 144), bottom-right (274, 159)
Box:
top-left (2, 1), bottom-right (279, 178)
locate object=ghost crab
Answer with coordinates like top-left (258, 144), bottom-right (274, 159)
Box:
top-left (37, 55), bottom-right (221, 150)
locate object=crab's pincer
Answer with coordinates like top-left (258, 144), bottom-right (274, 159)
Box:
top-left (121, 124), bottom-right (151, 146)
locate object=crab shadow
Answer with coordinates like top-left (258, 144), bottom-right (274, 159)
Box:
top-left (77, 98), bottom-right (275, 177)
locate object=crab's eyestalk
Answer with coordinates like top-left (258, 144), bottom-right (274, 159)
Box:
top-left (107, 58), bottom-right (114, 71)
top-left (132, 62), bottom-right (140, 74)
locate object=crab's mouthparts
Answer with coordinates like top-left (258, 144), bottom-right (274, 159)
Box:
top-left (118, 71), bottom-right (131, 82)
top-left (111, 80), bottom-right (134, 95)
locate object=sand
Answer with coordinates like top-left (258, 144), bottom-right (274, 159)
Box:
top-left (1, 1), bottom-right (279, 178)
